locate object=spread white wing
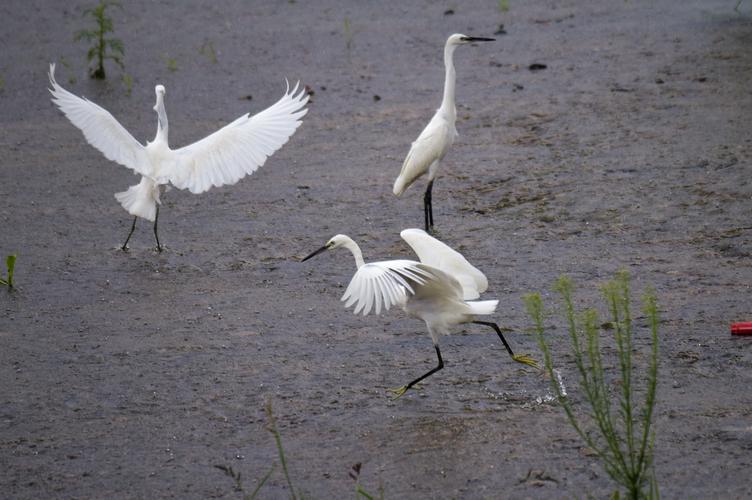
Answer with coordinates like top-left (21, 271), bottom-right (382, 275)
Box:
top-left (48, 63), bottom-right (149, 176)
top-left (169, 82), bottom-right (308, 194)
top-left (341, 259), bottom-right (460, 316)
top-left (400, 228), bottom-right (488, 300)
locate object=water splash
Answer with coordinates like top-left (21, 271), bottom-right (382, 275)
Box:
top-left (554, 369), bottom-right (567, 397)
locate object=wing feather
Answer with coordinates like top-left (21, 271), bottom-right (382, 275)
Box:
top-left (170, 82), bottom-right (309, 194)
top-left (48, 63), bottom-right (148, 175)
top-left (395, 263), bottom-right (465, 303)
top-left (401, 228), bottom-right (488, 300)
top-left (340, 259), bottom-right (459, 316)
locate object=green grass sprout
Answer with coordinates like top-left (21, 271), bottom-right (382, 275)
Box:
top-left (0, 254), bottom-right (16, 288)
top-left (74, 0), bottom-right (125, 79)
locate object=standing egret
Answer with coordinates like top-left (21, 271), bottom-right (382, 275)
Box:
top-left (302, 228), bottom-right (537, 397)
top-left (393, 34), bottom-right (494, 232)
top-left (48, 63), bottom-right (308, 251)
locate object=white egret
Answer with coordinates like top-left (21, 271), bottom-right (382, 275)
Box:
top-left (393, 34), bottom-right (495, 232)
top-left (48, 63), bottom-right (308, 251)
top-left (302, 228), bottom-right (537, 397)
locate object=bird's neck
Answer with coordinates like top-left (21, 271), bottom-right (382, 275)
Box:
top-left (154, 100), bottom-right (169, 144)
top-left (440, 43), bottom-right (457, 119)
top-left (341, 236), bottom-right (365, 269)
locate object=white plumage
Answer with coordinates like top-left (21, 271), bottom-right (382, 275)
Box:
top-left (49, 63), bottom-right (308, 250)
top-left (393, 34), bottom-right (495, 232)
top-left (302, 228), bottom-right (537, 397)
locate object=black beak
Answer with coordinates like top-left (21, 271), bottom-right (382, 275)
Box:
top-left (464, 36), bottom-right (496, 42)
top-left (301, 245), bottom-right (329, 262)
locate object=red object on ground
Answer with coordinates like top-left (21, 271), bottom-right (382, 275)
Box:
top-left (731, 322), bottom-right (752, 335)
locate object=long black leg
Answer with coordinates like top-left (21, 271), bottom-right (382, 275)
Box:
top-left (428, 180), bottom-right (434, 228)
top-left (473, 320), bottom-right (515, 358)
top-left (121, 216), bottom-right (138, 251)
top-left (401, 344), bottom-right (444, 394)
top-left (153, 205), bottom-right (163, 252)
top-left (423, 179), bottom-right (435, 231)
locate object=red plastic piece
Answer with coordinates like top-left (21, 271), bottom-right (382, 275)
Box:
top-left (731, 322), bottom-right (752, 335)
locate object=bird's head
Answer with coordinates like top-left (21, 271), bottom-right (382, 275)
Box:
top-left (448, 33), bottom-right (496, 46)
top-left (301, 234), bottom-right (349, 262)
top-left (153, 85), bottom-right (166, 109)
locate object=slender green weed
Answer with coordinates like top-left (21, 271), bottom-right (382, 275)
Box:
top-left (165, 56), bottom-right (178, 73)
top-left (350, 463), bottom-right (384, 500)
top-left (0, 254), bottom-right (17, 289)
top-left (523, 271), bottom-right (659, 499)
top-left (215, 400), bottom-right (301, 499)
top-left (343, 17), bottom-right (354, 60)
top-left (216, 400), bottom-right (382, 499)
top-left (74, 0), bottom-right (125, 79)
top-left (122, 73), bottom-right (133, 96)
top-left (199, 41), bottom-right (218, 64)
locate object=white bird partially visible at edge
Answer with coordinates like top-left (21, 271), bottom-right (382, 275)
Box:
top-left (393, 34), bottom-right (495, 232)
top-left (302, 228), bottom-right (537, 398)
top-left (48, 63), bottom-right (309, 251)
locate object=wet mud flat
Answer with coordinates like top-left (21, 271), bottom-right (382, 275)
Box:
top-left (1, 0), bottom-right (751, 498)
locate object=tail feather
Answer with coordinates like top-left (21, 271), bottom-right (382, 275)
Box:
top-left (114, 177), bottom-right (160, 221)
top-left (467, 300), bottom-right (498, 316)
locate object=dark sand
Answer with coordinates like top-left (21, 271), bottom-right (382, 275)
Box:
top-left (1, 0), bottom-right (751, 497)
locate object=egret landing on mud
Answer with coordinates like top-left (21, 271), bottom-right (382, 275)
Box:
top-left (49, 63), bottom-right (308, 251)
top-left (302, 228), bottom-right (537, 398)
top-left (393, 34), bottom-right (495, 232)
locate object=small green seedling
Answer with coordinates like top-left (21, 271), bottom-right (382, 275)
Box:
top-left (0, 254), bottom-right (17, 288)
top-left (215, 399), bottom-right (383, 498)
top-left (498, 0), bottom-right (510, 12)
top-left (344, 17), bottom-right (353, 51)
top-left (165, 56), bottom-right (178, 72)
top-left (215, 400), bottom-right (300, 499)
top-left (75, 0), bottom-right (125, 79)
top-left (199, 41), bottom-right (218, 64)
top-left (350, 463), bottom-right (384, 500)
top-left (122, 73), bottom-right (133, 96)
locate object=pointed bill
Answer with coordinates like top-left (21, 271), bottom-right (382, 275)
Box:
top-left (302, 245), bottom-right (329, 262)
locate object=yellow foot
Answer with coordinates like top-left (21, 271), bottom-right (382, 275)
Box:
top-left (513, 354), bottom-right (540, 369)
top-left (387, 385), bottom-right (408, 399)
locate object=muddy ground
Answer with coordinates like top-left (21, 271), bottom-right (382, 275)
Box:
top-left (1, 0), bottom-right (751, 498)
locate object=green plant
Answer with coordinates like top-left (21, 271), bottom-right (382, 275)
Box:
top-left (343, 17), bottom-right (353, 55)
top-left (122, 73), bottom-right (133, 96)
top-left (498, 0), bottom-right (510, 12)
top-left (265, 399), bottom-right (299, 499)
top-left (350, 463), bottom-right (384, 500)
top-left (0, 254), bottom-right (16, 288)
top-left (199, 40), bottom-right (218, 64)
top-left (523, 271), bottom-right (659, 499)
top-left (74, 0), bottom-right (125, 79)
top-left (165, 56), bottom-right (178, 72)
top-left (216, 400), bottom-right (383, 499)
top-left (215, 399), bottom-right (301, 499)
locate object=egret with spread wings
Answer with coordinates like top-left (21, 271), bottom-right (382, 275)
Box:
top-left (49, 63), bottom-right (308, 251)
top-left (302, 228), bottom-right (537, 398)
top-left (393, 34), bottom-right (494, 232)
